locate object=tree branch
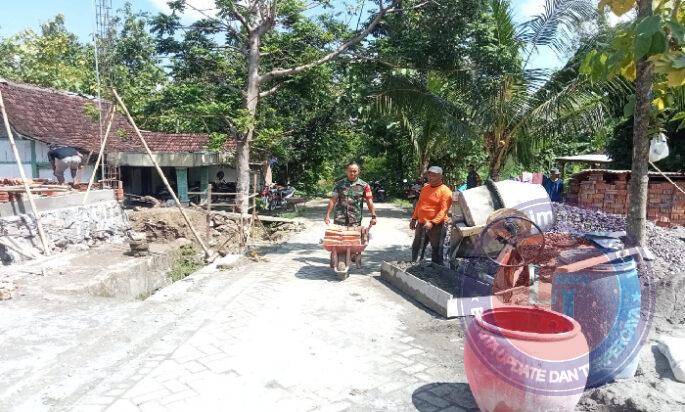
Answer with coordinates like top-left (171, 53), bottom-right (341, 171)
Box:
top-left (260, 0), bottom-right (405, 82)
top-left (183, 0), bottom-right (245, 39)
top-left (259, 83), bottom-right (282, 98)
top-left (224, 1), bottom-right (250, 30)
top-left (210, 44), bottom-right (248, 55)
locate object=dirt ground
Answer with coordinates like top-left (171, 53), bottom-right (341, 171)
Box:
top-left (126, 207), bottom-right (304, 255)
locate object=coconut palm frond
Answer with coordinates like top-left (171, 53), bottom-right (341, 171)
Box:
top-left (523, 79), bottom-right (607, 137)
top-left (524, 68), bottom-right (554, 91)
top-left (491, 0), bottom-right (520, 47)
top-left (373, 73), bottom-right (462, 126)
top-left (520, 0), bottom-right (596, 66)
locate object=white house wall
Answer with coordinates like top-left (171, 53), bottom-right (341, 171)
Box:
top-left (0, 137), bottom-right (32, 162)
top-left (0, 137), bottom-right (94, 182)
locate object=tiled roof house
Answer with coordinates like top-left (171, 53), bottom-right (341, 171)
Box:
top-left (0, 80), bottom-right (237, 201)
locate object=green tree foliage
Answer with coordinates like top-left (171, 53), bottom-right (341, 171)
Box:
top-left (0, 15), bottom-right (95, 93)
top-left (372, 0), bottom-right (601, 180)
top-left (0, 7), bottom-right (167, 124)
top-left (0, 0), bottom-right (625, 198)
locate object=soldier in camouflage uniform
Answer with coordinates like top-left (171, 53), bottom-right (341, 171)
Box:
top-left (325, 162), bottom-right (377, 227)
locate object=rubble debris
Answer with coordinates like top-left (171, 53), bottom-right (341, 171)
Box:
top-left (656, 336), bottom-right (685, 382)
top-left (552, 203), bottom-right (685, 278)
top-left (128, 239), bottom-right (150, 257)
top-left (0, 199), bottom-right (129, 264)
top-left (127, 208), bottom-right (304, 255)
top-left (0, 280), bottom-right (16, 300)
top-left (247, 250), bottom-right (269, 262)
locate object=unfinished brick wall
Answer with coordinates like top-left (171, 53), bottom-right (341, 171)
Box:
top-left (567, 170), bottom-right (685, 226)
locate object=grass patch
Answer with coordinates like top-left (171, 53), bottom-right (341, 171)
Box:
top-left (168, 244), bottom-right (203, 282)
top-left (391, 198), bottom-right (412, 209)
top-left (277, 207), bottom-right (304, 219)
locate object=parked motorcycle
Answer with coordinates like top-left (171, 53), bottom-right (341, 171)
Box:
top-left (405, 178), bottom-right (424, 209)
top-left (371, 180), bottom-right (386, 202)
top-left (261, 183), bottom-right (296, 211)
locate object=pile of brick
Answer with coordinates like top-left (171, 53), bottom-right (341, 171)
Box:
top-left (648, 182), bottom-right (685, 226)
top-left (1, 179), bottom-right (63, 204)
top-left (567, 171), bottom-right (629, 215)
top-left (567, 170), bottom-right (685, 227)
top-left (0, 179), bottom-right (124, 204)
top-left (322, 227), bottom-right (364, 247)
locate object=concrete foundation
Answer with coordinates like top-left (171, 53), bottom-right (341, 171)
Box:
top-left (0, 190), bottom-right (129, 264)
top-left (380, 261), bottom-right (490, 318)
top-left (50, 241), bottom-right (189, 299)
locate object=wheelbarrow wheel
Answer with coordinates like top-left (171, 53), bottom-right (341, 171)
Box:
top-left (355, 253), bottom-right (362, 268)
top-left (330, 251), bottom-right (335, 268)
top-left (336, 261), bottom-right (347, 272)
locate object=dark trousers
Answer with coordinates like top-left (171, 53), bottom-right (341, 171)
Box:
top-left (412, 223), bottom-right (446, 265)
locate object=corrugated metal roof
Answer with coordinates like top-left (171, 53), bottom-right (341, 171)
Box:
top-left (570, 169), bottom-right (685, 178)
top-left (556, 154), bottom-right (612, 163)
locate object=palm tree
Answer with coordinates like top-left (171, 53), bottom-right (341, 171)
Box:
top-left (374, 70), bottom-right (474, 176)
top-left (375, 0), bottom-right (601, 179)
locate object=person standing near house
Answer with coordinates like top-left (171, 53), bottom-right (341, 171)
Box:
top-left (324, 162), bottom-right (377, 227)
top-left (543, 167), bottom-right (564, 202)
top-left (466, 164), bottom-right (481, 189)
top-left (47, 145), bottom-right (83, 185)
top-left (410, 166), bottom-right (452, 265)
top-left (215, 170), bottom-right (228, 186)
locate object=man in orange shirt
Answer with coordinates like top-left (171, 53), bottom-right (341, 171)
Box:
top-left (410, 166), bottom-right (452, 265)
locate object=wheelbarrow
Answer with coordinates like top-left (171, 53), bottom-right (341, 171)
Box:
top-left (321, 224), bottom-right (372, 280)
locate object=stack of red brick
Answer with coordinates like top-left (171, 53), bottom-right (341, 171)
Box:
top-left (0, 179), bottom-right (126, 204)
top-left (567, 170), bottom-right (685, 226)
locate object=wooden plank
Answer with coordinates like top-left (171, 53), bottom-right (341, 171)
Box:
top-left (556, 247), bottom-right (642, 273)
top-left (0, 187), bottom-right (69, 193)
top-left (210, 210), bottom-right (294, 224)
top-left (456, 224), bottom-right (486, 237)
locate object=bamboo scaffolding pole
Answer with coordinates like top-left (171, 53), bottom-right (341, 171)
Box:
top-left (206, 183), bottom-right (212, 245)
top-left (0, 90), bottom-right (51, 255)
top-left (83, 105), bottom-right (116, 204)
top-left (0, 187), bottom-right (69, 193)
top-left (112, 89), bottom-right (212, 258)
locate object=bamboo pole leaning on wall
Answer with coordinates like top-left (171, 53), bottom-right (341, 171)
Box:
top-left (0, 90), bottom-right (51, 255)
top-left (83, 105), bottom-right (116, 205)
top-left (112, 89), bottom-right (212, 259)
top-left (206, 183), bottom-right (212, 245)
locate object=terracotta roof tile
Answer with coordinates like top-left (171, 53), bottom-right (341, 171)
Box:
top-left (0, 80), bottom-right (236, 154)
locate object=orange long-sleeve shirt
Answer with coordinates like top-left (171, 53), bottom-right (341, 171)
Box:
top-left (412, 183), bottom-right (453, 224)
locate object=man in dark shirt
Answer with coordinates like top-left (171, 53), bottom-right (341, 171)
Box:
top-left (466, 164), bottom-right (481, 189)
top-left (47, 145), bottom-right (83, 184)
top-left (543, 168), bottom-right (564, 202)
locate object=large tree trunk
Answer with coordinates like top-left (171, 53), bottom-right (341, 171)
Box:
top-left (485, 132), bottom-right (506, 181)
top-left (236, 32), bottom-right (262, 212)
top-left (627, 0), bottom-right (653, 246)
top-left (417, 155), bottom-right (429, 177)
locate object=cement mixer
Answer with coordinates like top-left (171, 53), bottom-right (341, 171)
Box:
top-left (448, 180), bottom-right (554, 268)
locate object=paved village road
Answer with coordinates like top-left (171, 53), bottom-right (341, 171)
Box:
top-left (5, 201), bottom-right (475, 412)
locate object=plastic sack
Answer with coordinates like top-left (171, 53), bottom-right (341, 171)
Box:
top-left (656, 336), bottom-right (685, 382)
top-left (649, 133), bottom-right (670, 163)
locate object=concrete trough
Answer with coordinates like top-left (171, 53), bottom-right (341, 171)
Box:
top-left (380, 261), bottom-right (492, 318)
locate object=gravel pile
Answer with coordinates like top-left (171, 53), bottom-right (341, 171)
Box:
top-left (552, 203), bottom-right (685, 278)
